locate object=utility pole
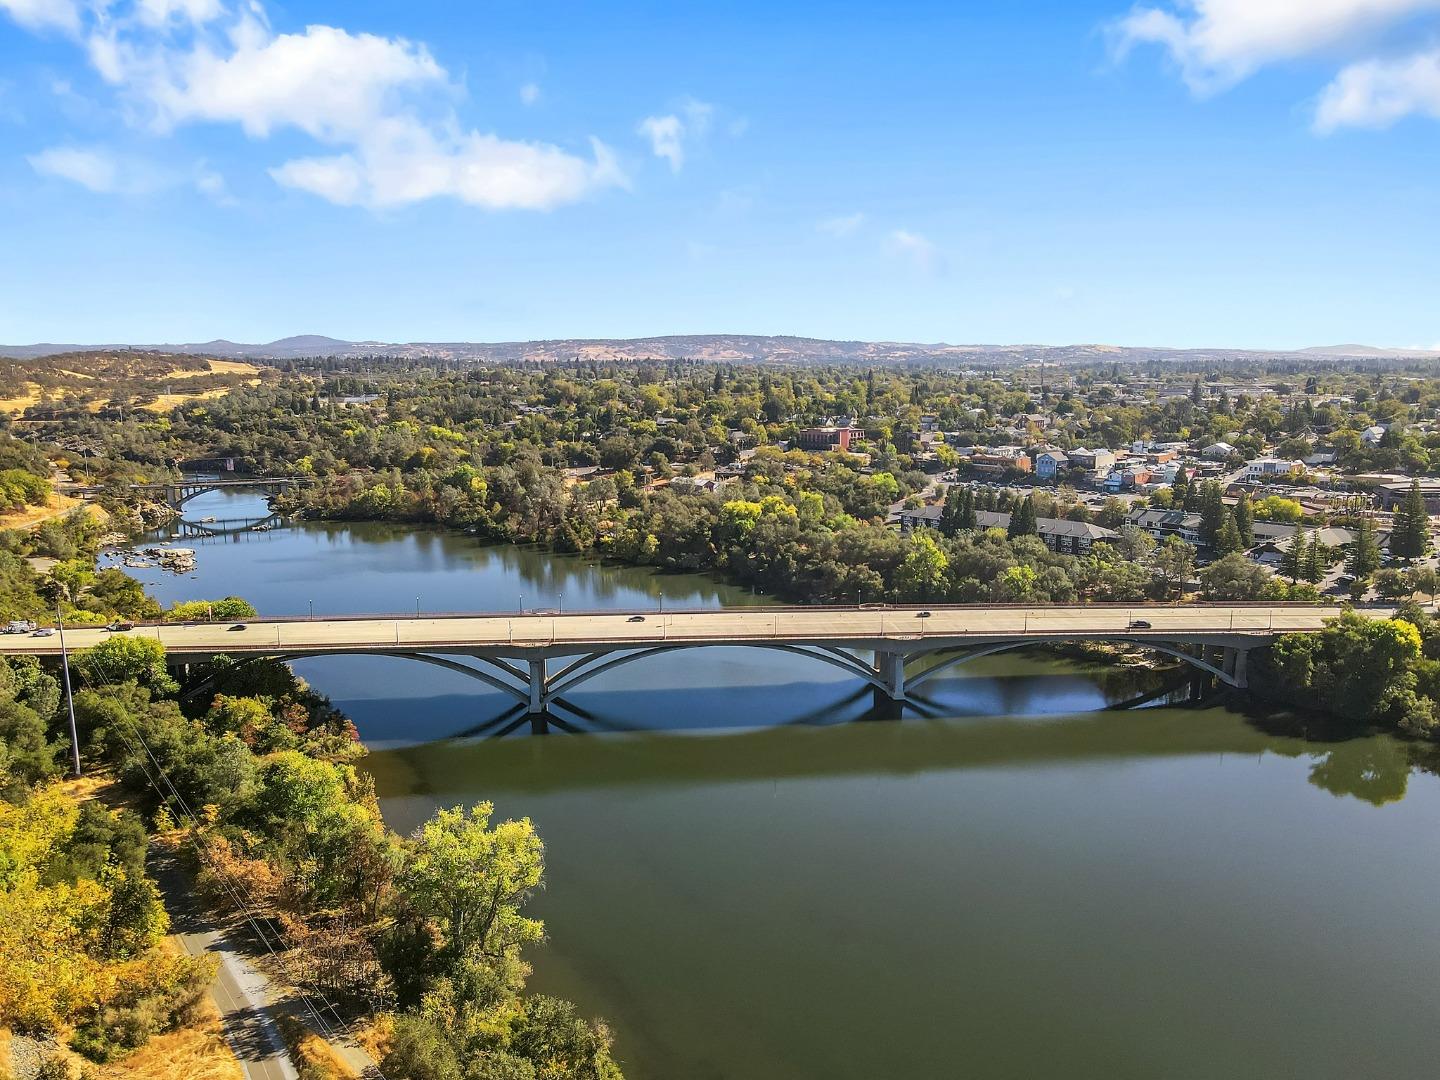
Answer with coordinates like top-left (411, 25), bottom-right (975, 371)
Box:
top-left (57, 606), bottom-right (80, 778)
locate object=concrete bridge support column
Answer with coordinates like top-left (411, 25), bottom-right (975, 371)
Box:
top-left (1222, 647), bottom-right (1249, 689)
top-left (526, 658), bottom-right (546, 714)
top-left (876, 651), bottom-right (906, 700)
top-left (527, 658), bottom-right (549, 734)
top-left (871, 651), bottom-right (907, 718)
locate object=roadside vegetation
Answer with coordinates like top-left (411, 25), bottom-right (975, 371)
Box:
top-left (0, 623), bottom-right (623, 1079)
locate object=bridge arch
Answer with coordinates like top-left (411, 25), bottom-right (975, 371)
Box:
top-left (905, 637), bottom-right (1238, 693)
top-left (180, 650), bottom-right (532, 707)
top-left (544, 642), bottom-right (892, 701)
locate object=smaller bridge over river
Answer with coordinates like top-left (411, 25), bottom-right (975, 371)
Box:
top-left (0, 605), bottom-right (1375, 723)
top-left (62, 476), bottom-right (307, 510)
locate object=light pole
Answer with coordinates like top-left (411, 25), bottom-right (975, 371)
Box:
top-left (559, 594), bottom-right (564, 615)
top-left (308, 599), bottom-right (314, 618)
top-left (519, 593), bottom-right (525, 614)
top-left (415, 596), bottom-right (420, 619)
top-left (56, 606), bottom-right (80, 778)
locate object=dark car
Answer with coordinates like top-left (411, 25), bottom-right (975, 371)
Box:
top-left (916, 610), bottom-right (932, 618)
top-left (105, 621), bottom-right (134, 632)
top-left (1128, 619), bottom-right (1152, 629)
top-left (227, 623), bottom-right (248, 631)
top-left (627, 615), bottom-right (646, 623)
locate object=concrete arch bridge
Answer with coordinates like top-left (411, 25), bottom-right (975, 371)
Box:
top-left (0, 605), bottom-right (1374, 729)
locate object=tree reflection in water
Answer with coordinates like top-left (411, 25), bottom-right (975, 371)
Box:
top-left (1306, 738), bottom-right (1412, 806)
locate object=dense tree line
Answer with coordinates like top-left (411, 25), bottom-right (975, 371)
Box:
top-left (1256, 605), bottom-right (1440, 742)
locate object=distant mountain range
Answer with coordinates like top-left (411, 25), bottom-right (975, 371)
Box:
top-left (2, 334), bottom-right (1438, 365)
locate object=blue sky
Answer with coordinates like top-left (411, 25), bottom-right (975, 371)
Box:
top-left (1, 0), bottom-right (1439, 349)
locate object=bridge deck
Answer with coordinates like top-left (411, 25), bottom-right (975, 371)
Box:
top-left (0, 605), bottom-right (1365, 660)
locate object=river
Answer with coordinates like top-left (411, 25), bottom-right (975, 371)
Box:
top-left (121, 488), bottom-right (1440, 1079)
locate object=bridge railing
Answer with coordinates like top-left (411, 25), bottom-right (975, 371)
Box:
top-left (77, 599), bottom-right (1372, 630)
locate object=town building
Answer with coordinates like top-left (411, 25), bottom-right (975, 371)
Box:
top-left (1377, 479), bottom-right (1440, 514)
top-left (1034, 450), bottom-right (1069, 479)
top-left (898, 506), bottom-right (1116, 554)
top-left (795, 426), bottom-right (858, 452)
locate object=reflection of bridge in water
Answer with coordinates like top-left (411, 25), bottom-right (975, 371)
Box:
top-left (170, 513), bottom-right (285, 539)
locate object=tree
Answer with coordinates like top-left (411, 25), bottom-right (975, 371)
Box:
top-left (1232, 492), bottom-right (1254, 548)
top-left (1260, 613), bottom-right (1422, 725)
top-left (1346, 517), bottom-right (1383, 579)
top-left (1300, 530), bottom-right (1326, 584)
top-left (1391, 479), bottom-right (1431, 561)
top-left (1198, 482), bottom-right (1226, 547)
top-left (1215, 514), bottom-right (1245, 556)
top-left (958, 487), bottom-right (977, 531)
top-left (77, 637), bottom-right (176, 694)
top-left (1278, 531), bottom-right (1305, 583)
top-left (1374, 568), bottom-right (1412, 601)
top-left (1170, 470), bottom-right (1189, 511)
top-left (1407, 566), bottom-right (1440, 606)
top-left (1150, 535), bottom-right (1195, 599)
top-left (1198, 553), bottom-right (1270, 600)
top-left (402, 803), bottom-right (545, 964)
top-left (1007, 496), bottom-right (1037, 539)
top-left (896, 531), bottom-right (949, 600)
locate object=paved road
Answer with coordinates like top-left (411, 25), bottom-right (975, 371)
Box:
top-left (0, 605), bottom-right (1374, 659)
top-left (154, 852), bottom-right (299, 1080)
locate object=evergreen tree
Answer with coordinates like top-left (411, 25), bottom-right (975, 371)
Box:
top-left (1216, 514), bottom-right (1244, 556)
top-left (1233, 492), bottom-right (1254, 548)
top-left (1279, 530), bottom-right (1305, 583)
top-left (940, 486), bottom-right (963, 536)
top-left (1346, 517), bottom-right (1383, 579)
top-left (1198, 483), bottom-right (1227, 547)
top-left (1008, 495), bottom-right (1038, 539)
top-left (1183, 477), bottom-right (1203, 513)
top-left (1392, 479), bottom-right (1431, 561)
top-left (1301, 530), bottom-right (1327, 584)
top-left (1170, 470), bottom-right (1189, 511)
top-left (959, 488), bottom-right (978, 531)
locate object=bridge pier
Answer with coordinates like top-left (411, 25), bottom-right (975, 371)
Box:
top-left (871, 651), bottom-right (907, 717)
top-left (1222, 646), bottom-right (1249, 689)
top-left (527, 658), bottom-right (546, 715)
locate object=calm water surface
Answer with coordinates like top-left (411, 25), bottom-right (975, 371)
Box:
top-left (125, 489), bottom-right (1440, 1079)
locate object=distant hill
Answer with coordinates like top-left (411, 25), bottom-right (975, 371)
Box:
top-left (4, 334), bottom-right (1439, 365)
top-left (1300, 344), bottom-right (1440, 359)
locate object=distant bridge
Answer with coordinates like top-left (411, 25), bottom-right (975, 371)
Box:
top-left (62, 477), bottom-right (307, 509)
top-left (0, 605), bottom-right (1373, 727)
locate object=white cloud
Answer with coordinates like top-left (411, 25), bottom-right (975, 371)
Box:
top-left (818, 212), bottom-right (865, 237)
top-left (638, 114), bottom-right (684, 170)
top-left (134, 0), bottom-right (224, 27)
top-left (1112, 0), bottom-right (1440, 93)
top-left (0, 0), bottom-right (80, 33)
top-left (1315, 48), bottom-right (1440, 129)
top-left (28, 146), bottom-right (118, 191)
top-left (3, 0), bottom-right (626, 211)
top-left (519, 81), bottom-right (540, 106)
top-left (26, 145), bottom-right (170, 193)
top-left (637, 97), bottom-right (715, 171)
top-left (271, 127), bottom-right (624, 211)
top-left (886, 229), bottom-right (945, 274)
